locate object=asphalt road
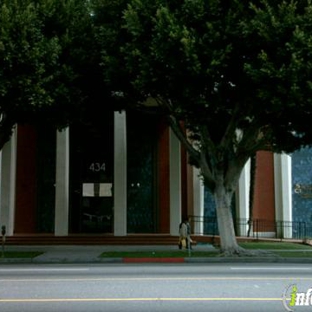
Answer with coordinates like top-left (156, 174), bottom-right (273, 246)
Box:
top-left (0, 263), bottom-right (311, 312)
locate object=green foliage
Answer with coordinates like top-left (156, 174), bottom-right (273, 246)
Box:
top-left (94, 0), bottom-right (312, 187)
top-left (0, 0), bottom-right (59, 110)
top-left (239, 241), bottom-right (312, 250)
top-left (97, 0), bottom-right (311, 145)
top-left (0, 0), bottom-right (102, 147)
top-left (242, 0), bottom-right (312, 127)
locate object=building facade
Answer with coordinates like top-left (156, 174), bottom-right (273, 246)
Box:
top-left (0, 110), bottom-right (305, 240)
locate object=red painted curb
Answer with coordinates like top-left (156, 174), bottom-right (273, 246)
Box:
top-left (123, 257), bottom-right (185, 263)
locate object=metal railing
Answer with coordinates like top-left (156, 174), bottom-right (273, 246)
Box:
top-left (189, 216), bottom-right (312, 240)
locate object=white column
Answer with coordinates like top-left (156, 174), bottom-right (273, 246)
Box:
top-left (55, 127), bottom-right (70, 236)
top-left (0, 129), bottom-right (17, 236)
top-left (274, 153), bottom-right (292, 238)
top-left (169, 128), bottom-right (181, 235)
top-left (236, 159), bottom-right (250, 236)
top-left (193, 167), bottom-right (204, 234)
top-left (114, 111), bottom-right (127, 236)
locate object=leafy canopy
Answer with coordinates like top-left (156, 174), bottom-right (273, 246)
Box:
top-left (95, 0), bottom-right (312, 155)
top-left (0, 0), bottom-right (104, 148)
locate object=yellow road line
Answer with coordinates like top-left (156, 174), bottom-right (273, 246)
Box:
top-left (0, 277), bottom-right (312, 282)
top-left (0, 297), bottom-right (285, 303)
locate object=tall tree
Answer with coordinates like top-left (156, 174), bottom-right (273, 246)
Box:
top-left (0, 0), bottom-right (103, 149)
top-left (94, 0), bottom-right (312, 255)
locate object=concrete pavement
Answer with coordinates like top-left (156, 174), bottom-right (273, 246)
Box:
top-left (0, 243), bottom-right (312, 264)
top-left (0, 244), bottom-right (210, 264)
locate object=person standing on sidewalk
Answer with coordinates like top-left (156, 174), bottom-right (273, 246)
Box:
top-left (178, 220), bottom-right (188, 249)
top-left (185, 218), bottom-right (193, 250)
top-left (179, 218), bottom-right (194, 250)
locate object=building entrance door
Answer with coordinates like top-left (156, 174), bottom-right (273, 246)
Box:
top-left (69, 112), bottom-right (114, 234)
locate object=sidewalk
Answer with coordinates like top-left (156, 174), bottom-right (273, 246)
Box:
top-left (0, 243), bottom-right (312, 264)
top-left (0, 244), bottom-right (200, 264)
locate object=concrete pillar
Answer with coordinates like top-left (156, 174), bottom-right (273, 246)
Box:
top-left (55, 127), bottom-right (70, 236)
top-left (169, 128), bottom-right (181, 235)
top-left (193, 167), bottom-right (204, 234)
top-left (236, 159), bottom-right (250, 236)
top-left (0, 129), bottom-right (17, 236)
top-left (114, 111), bottom-right (127, 236)
top-left (274, 153), bottom-right (292, 238)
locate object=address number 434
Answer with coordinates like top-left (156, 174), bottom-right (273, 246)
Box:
top-left (89, 163), bottom-right (106, 172)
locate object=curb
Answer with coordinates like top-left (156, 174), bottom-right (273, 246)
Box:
top-left (123, 257), bottom-right (185, 263)
top-left (1, 257), bottom-right (312, 264)
top-left (184, 257), bottom-right (312, 263)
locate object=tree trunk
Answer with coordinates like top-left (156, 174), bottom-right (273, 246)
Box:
top-left (200, 169), bottom-right (271, 258)
top-left (213, 175), bottom-right (246, 256)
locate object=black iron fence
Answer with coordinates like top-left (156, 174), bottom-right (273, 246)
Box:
top-left (189, 216), bottom-right (312, 240)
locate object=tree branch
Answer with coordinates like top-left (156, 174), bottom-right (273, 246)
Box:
top-left (199, 148), bottom-right (216, 190)
top-left (220, 103), bottom-right (243, 151)
top-left (198, 124), bottom-right (218, 167)
top-left (237, 123), bottom-right (271, 156)
top-left (167, 114), bottom-right (200, 163)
